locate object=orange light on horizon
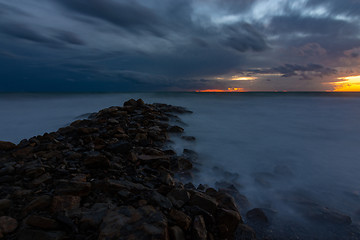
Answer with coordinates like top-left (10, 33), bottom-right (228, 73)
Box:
top-left (231, 76), bottom-right (257, 81)
top-left (332, 75), bottom-right (360, 92)
top-left (195, 87), bottom-right (246, 92)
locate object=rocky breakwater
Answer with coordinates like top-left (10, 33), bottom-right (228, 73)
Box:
top-left (0, 99), bottom-right (256, 240)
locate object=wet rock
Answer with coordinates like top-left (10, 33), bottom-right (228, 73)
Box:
top-left (169, 209), bottom-right (192, 230)
top-left (189, 192), bottom-right (218, 215)
top-left (168, 126), bottom-right (184, 133)
top-left (306, 206), bottom-right (352, 225)
top-left (26, 215), bottom-right (59, 230)
top-left (169, 226), bottom-right (186, 240)
top-left (235, 224), bottom-right (257, 240)
top-left (192, 215), bottom-right (207, 240)
top-left (246, 208), bottom-right (269, 224)
top-left (51, 195), bottom-right (81, 212)
top-left (0, 216), bottom-right (18, 234)
top-left (107, 179), bottom-right (149, 193)
top-left (181, 136), bottom-right (196, 141)
top-left (217, 208), bottom-right (242, 236)
top-left (0, 141), bottom-right (16, 151)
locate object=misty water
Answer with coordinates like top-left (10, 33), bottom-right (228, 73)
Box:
top-left (1, 92), bottom-right (360, 239)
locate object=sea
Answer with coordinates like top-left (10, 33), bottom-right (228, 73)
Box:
top-left (1, 92), bottom-right (360, 239)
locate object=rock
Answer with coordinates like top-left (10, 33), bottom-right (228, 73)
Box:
top-left (123, 99), bottom-right (138, 107)
top-left (51, 195), bottom-right (81, 212)
top-left (83, 153), bottom-right (110, 169)
top-left (178, 157), bottom-right (193, 171)
top-left (99, 206), bottom-right (168, 240)
top-left (167, 188), bottom-right (190, 208)
top-left (18, 229), bottom-right (66, 240)
top-left (181, 136), bottom-right (196, 141)
top-left (24, 166), bottom-right (45, 178)
top-left (217, 208), bottom-right (242, 236)
top-left (246, 208), bottom-right (268, 224)
top-left (107, 141), bottom-right (131, 154)
top-left (80, 204), bottom-right (108, 231)
top-left (0, 199), bottom-right (12, 211)
top-left (23, 195), bottom-right (52, 216)
top-left (235, 224), bottom-right (257, 240)
top-left (189, 192), bottom-right (218, 215)
top-left (107, 179), bottom-right (148, 193)
top-left (169, 226), bottom-right (185, 240)
top-left (0, 141), bottom-right (16, 151)
top-left (150, 191), bottom-right (173, 210)
top-left (169, 209), bottom-right (192, 230)
top-left (55, 180), bottom-right (91, 196)
top-left (192, 215), bottom-right (207, 240)
top-left (0, 216), bottom-right (18, 234)
top-left (306, 206), bottom-right (352, 225)
top-left (168, 126), bottom-right (184, 133)
top-left (30, 172), bottom-right (52, 187)
top-left (26, 215), bottom-right (59, 230)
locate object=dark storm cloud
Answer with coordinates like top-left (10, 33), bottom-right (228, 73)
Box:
top-left (54, 0), bottom-right (164, 36)
top-left (223, 23), bottom-right (268, 52)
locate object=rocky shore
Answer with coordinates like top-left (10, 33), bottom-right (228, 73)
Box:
top-left (0, 99), bottom-right (257, 240)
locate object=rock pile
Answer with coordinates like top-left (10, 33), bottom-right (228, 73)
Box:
top-left (0, 99), bottom-right (256, 240)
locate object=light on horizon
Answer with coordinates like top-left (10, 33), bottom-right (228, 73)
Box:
top-left (332, 75), bottom-right (360, 92)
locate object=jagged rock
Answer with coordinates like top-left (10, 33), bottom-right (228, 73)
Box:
top-left (150, 191), bottom-right (173, 210)
top-left (123, 99), bottom-right (138, 107)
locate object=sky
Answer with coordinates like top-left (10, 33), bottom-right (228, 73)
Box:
top-left (0, 0), bottom-right (360, 92)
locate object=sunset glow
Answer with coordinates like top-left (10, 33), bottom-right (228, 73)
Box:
top-left (196, 88), bottom-right (246, 92)
top-left (332, 75), bottom-right (360, 92)
top-left (231, 76), bottom-right (257, 81)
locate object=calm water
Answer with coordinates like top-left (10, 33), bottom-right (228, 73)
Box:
top-left (1, 92), bottom-right (360, 239)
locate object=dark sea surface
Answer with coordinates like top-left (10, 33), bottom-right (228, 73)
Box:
top-left (1, 92), bottom-right (360, 239)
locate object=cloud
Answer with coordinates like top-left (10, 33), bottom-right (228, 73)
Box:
top-left (56, 31), bottom-right (86, 45)
top-left (0, 22), bottom-right (60, 46)
top-left (54, 0), bottom-right (164, 36)
top-left (244, 64), bottom-right (337, 80)
top-left (222, 23), bottom-right (268, 52)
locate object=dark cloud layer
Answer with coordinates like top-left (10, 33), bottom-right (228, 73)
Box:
top-left (0, 0), bottom-right (359, 91)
